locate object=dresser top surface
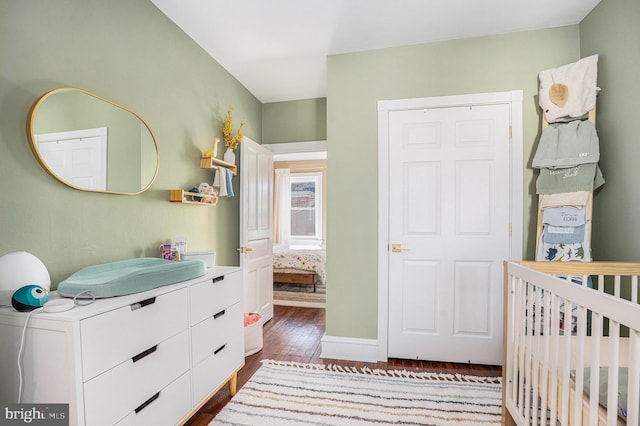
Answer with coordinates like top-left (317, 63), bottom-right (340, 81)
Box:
top-left (0, 266), bottom-right (241, 322)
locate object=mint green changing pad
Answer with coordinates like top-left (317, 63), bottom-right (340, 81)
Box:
top-left (57, 257), bottom-right (207, 298)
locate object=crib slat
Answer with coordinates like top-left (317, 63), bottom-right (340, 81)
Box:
top-left (549, 293), bottom-right (560, 426)
top-left (627, 329), bottom-right (640, 426)
top-left (560, 300), bottom-right (572, 425)
top-left (573, 305), bottom-right (586, 425)
top-left (589, 312), bottom-right (602, 426)
top-left (506, 275), bottom-right (517, 407)
top-left (531, 286), bottom-right (543, 426)
top-left (607, 320), bottom-right (620, 425)
top-left (517, 279), bottom-right (527, 417)
top-left (632, 275), bottom-right (638, 304)
top-left (512, 276), bottom-right (524, 412)
top-left (539, 290), bottom-right (551, 425)
top-left (524, 283), bottom-right (534, 422)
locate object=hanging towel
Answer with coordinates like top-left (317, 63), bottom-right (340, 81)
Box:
top-left (539, 191), bottom-right (591, 209)
top-left (532, 120), bottom-right (599, 169)
top-left (543, 224), bottom-right (586, 244)
top-left (539, 55), bottom-right (599, 123)
top-left (536, 163), bottom-right (604, 194)
top-left (225, 168), bottom-right (234, 197)
top-left (537, 234), bottom-right (592, 262)
top-left (213, 166), bottom-right (221, 187)
top-left (542, 206), bottom-right (586, 244)
top-left (213, 167), bottom-right (228, 197)
top-left (540, 240), bottom-right (591, 262)
top-left (542, 206), bottom-right (586, 227)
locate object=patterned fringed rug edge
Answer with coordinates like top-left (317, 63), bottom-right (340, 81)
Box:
top-left (260, 359), bottom-right (502, 384)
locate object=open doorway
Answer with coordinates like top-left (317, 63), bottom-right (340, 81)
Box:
top-left (265, 142), bottom-right (327, 308)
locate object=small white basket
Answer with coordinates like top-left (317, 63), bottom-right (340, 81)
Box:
top-left (182, 251), bottom-right (215, 268)
top-left (244, 313), bottom-right (263, 356)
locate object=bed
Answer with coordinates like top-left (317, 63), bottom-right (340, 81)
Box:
top-left (503, 261), bottom-right (640, 425)
top-left (272, 245), bottom-right (326, 292)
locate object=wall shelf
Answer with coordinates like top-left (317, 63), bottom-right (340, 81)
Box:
top-left (169, 156), bottom-right (234, 205)
top-left (170, 189), bottom-right (218, 206)
top-left (200, 156), bottom-right (237, 175)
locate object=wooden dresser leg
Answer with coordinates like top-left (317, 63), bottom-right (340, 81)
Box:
top-left (228, 372), bottom-right (238, 396)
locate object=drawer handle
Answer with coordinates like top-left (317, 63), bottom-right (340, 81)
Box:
top-left (130, 297), bottom-right (156, 311)
top-left (214, 344), bottom-right (226, 355)
top-left (212, 276), bottom-right (225, 284)
top-left (132, 345), bottom-right (157, 363)
top-left (213, 309), bottom-right (226, 319)
top-left (134, 391), bottom-right (160, 414)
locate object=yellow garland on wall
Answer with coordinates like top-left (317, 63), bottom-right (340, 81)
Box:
top-left (223, 105), bottom-right (247, 150)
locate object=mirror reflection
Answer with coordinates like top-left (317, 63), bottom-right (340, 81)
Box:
top-left (27, 88), bottom-right (159, 194)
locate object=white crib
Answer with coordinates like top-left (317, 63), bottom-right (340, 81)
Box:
top-left (503, 261), bottom-right (640, 425)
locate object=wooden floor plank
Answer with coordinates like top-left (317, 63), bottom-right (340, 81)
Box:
top-left (184, 304), bottom-right (502, 424)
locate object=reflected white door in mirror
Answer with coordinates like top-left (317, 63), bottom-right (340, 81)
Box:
top-left (35, 127), bottom-right (108, 191)
top-left (27, 88), bottom-right (160, 195)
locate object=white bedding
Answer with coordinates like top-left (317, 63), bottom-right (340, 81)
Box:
top-left (273, 245), bottom-right (326, 285)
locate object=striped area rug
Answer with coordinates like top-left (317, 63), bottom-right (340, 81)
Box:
top-left (211, 360), bottom-right (502, 425)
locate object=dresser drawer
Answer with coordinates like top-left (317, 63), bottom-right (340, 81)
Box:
top-left (115, 371), bottom-right (191, 426)
top-left (190, 271), bottom-right (242, 326)
top-left (191, 302), bottom-right (242, 366)
top-left (192, 336), bottom-right (244, 405)
top-left (80, 287), bottom-right (188, 381)
top-left (84, 329), bottom-right (189, 426)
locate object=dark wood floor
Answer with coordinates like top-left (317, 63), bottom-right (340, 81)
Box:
top-left (184, 305), bottom-right (502, 425)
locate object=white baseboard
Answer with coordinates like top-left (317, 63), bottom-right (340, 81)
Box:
top-left (320, 334), bottom-right (379, 363)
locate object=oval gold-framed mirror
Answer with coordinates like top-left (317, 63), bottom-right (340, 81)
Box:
top-left (27, 88), bottom-right (160, 195)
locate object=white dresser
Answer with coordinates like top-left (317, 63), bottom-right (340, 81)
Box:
top-left (0, 266), bottom-right (243, 426)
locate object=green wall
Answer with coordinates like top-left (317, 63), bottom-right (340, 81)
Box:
top-left (0, 0), bottom-right (261, 286)
top-left (580, 0), bottom-right (640, 261)
top-left (2, 0), bottom-right (634, 350)
top-left (325, 26), bottom-right (582, 339)
top-left (262, 98), bottom-right (326, 143)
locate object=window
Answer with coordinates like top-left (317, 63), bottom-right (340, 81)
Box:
top-left (290, 172), bottom-right (322, 244)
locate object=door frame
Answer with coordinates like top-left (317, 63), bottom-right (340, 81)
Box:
top-left (376, 90), bottom-right (524, 362)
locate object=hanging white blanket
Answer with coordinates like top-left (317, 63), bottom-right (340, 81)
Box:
top-left (539, 54), bottom-right (599, 123)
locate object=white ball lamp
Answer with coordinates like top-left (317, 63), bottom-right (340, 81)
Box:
top-left (0, 252), bottom-right (51, 306)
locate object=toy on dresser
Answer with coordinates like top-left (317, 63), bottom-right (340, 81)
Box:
top-left (11, 285), bottom-right (49, 311)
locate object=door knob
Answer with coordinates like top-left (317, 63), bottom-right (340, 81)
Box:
top-left (391, 244), bottom-right (410, 253)
top-left (237, 246), bottom-right (254, 254)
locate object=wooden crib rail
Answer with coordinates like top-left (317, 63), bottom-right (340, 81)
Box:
top-left (516, 260), bottom-right (640, 277)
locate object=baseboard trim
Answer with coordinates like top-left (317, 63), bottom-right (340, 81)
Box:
top-left (320, 334), bottom-right (379, 363)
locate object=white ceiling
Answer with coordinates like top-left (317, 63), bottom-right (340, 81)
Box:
top-left (150, 0), bottom-right (600, 103)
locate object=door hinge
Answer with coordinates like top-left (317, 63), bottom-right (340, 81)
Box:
top-left (509, 223), bottom-right (512, 236)
top-left (509, 126), bottom-right (512, 140)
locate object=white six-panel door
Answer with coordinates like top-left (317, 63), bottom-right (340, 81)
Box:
top-left (36, 127), bottom-right (108, 190)
top-left (387, 103), bottom-right (512, 365)
top-left (240, 137), bottom-right (274, 323)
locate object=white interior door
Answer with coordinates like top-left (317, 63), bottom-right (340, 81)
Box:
top-left (36, 127), bottom-right (108, 190)
top-left (240, 137), bottom-right (274, 323)
top-left (387, 103), bottom-right (512, 365)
